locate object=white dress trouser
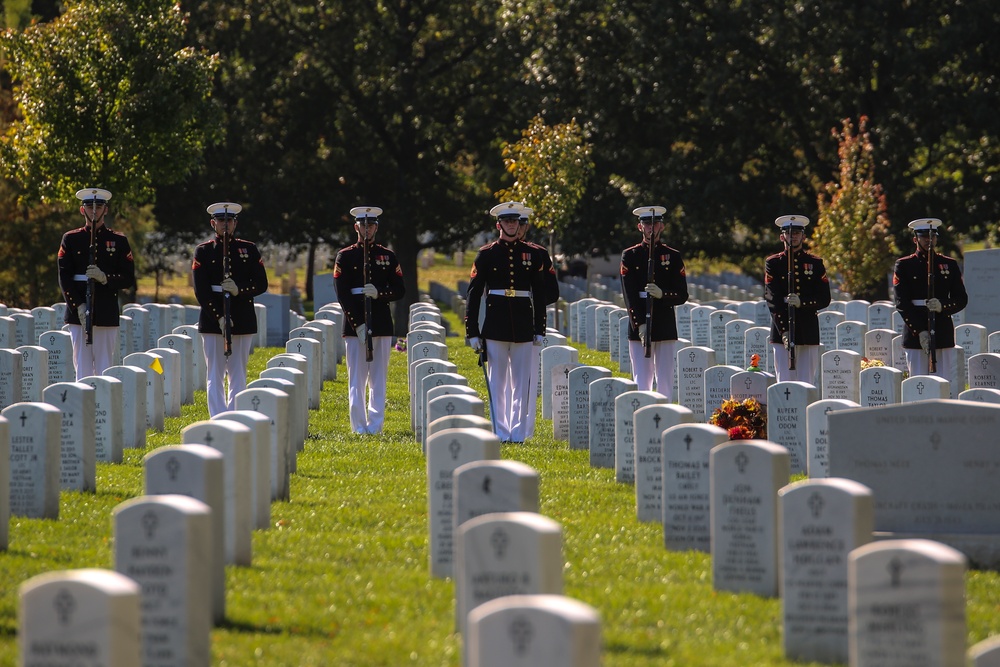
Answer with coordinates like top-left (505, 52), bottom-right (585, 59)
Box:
top-left (628, 340), bottom-right (677, 400)
top-left (519, 344), bottom-right (541, 440)
top-left (345, 336), bottom-right (392, 434)
top-left (905, 347), bottom-right (959, 397)
top-left (69, 324), bottom-right (118, 380)
top-left (485, 339), bottom-right (533, 442)
top-left (772, 343), bottom-right (821, 386)
top-left (203, 333), bottom-right (254, 417)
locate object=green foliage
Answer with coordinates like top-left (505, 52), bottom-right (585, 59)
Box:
top-left (0, 0), bottom-right (221, 206)
top-left (812, 117), bottom-right (898, 300)
top-left (497, 115), bottom-right (595, 250)
top-left (0, 179), bottom-right (70, 307)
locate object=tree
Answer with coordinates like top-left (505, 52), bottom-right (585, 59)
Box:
top-left (496, 115), bottom-right (594, 258)
top-left (0, 0), bottom-right (221, 206)
top-left (812, 117), bottom-right (898, 301)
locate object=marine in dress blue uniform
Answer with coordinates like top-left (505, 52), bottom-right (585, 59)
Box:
top-left (334, 206), bottom-right (405, 434)
top-left (763, 215), bottom-right (831, 384)
top-left (192, 202), bottom-right (269, 416)
top-left (466, 201), bottom-right (548, 442)
top-left (620, 205), bottom-right (688, 396)
top-left (58, 188), bottom-right (136, 379)
top-left (893, 218), bottom-right (968, 392)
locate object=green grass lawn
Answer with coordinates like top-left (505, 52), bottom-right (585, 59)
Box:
top-left (2, 306), bottom-right (1000, 666)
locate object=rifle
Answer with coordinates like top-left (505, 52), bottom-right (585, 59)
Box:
top-left (222, 221), bottom-right (233, 357)
top-left (785, 228), bottom-right (796, 371)
top-left (927, 229), bottom-right (937, 373)
top-left (478, 344), bottom-right (497, 432)
top-left (362, 221), bottom-right (374, 362)
top-left (85, 212), bottom-right (97, 345)
top-left (644, 227), bottom-right (656, 358)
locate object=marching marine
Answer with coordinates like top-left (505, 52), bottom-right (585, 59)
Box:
top-left (763, 215), bottom-right (831, 384)
top-left (620, 205), bottom-right (688, 397)
top-left (58, 187), bottom-right (136, 379)
top-left (466, 201), bottom-right (548, 442)
top-left (192, 202), bottom-right (269, 416)
top-left (893, 218), bottom-right (968, 392)
top-left (334, 206), bottom-right (405, 435)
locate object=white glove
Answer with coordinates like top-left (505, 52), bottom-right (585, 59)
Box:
top-left (533, 334), bottom-right (543, 346)
top-left (919, 330), bottom-right (931, 353)
top-left (85, 264), bottom-right (107, 285)
top-left (785, 293), bottom-right (801, 307)
top-left (356, 324), bottom-right (367, 345)
top-left (925, 297), bottom-right (942, 313)
top-left (218, 316), bottom-right (230, 333)
top-left (77, 304), bottom-right (88, 323)
top-left (638, 324), bottom-right (647, 345)
top-left (221, 277), bottom-right (239, 296)
top-left (469, 336), bottom-right (482, 353)
top-left (645, 283), bottom-right (663, 300)
top-left (782, 332), bottom-right (791, 350)
top-left (362, 283), bottom-right (379, 298)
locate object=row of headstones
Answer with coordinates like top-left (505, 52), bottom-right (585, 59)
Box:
top-left (423, 382), bottom-right (1000, 665)
top-left (442, 286), bottom-right (1000, 664)
top-left (6, 322), bottom-right (345, 665)
top-left (400, 300), bottom-right (603, 665)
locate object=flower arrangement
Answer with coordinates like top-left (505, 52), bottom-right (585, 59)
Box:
top-left (860, 357), bottom-right (884, 370)
top-left (709, 397), bottom-right (767, 441)
top-left (395, 338), bottom-right (407, 352)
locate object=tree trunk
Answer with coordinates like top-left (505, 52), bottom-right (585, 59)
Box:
top-left (392, 223), bottom-right (420, 339)
top-left (305, 240), bottom-right (316, 303)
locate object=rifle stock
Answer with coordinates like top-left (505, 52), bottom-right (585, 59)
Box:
top-left (363, 230), bottom-right (374, 362)
top-left (644, 234), bottom-right (655, 358)
top-left (223, 229), bottom-right (232, 357)
top-left (786, 234), bottom-right (796, 371)
top-left (928, 232), bottom-right (937, 373)
top-left (85, 222), bottom-right (96, 345)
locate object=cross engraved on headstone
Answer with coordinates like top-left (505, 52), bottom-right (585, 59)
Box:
top-left (718, 313), bottom-right (724, 322)
top-left (168, 339), bottom-right (175, 348)
top-left (491, 528), bottom-right (509, 559)
top-left (251, 396), bottom-right (260, 411)
top-left (873, 371), bottom-right (881, 384)
top-left (204, 431), bottom-right (214, 445)
top-left (845, 325), bottom-right (852, 334)
top-left (563, 367), bottom-right (569, 379)
top-left (916, 382), bottom-right (925, 395)
top-left (966, 327), bottom-right (971, 336)
top-left (631, 398), bottom-right (640, 411)
top-left (888, 557), bottom-right (903, 587)
top-left (48, 334), bottom-right (55, 344)
top-left (604, 383), bottom-right (613, 397)
top-left (482, 476), bottom-right (491, 494)
top-left (509, 616), bottom-right (534, 656)
top-left (166, 457), bottom-right (180, 481)
top-left (783, 387), bottom-right (791, 400)
top-left (54, 589), bottom-right (75, 624)
top-left (735, 451), bottom-right (749, 474)
top-left (653, 413), bottom-right (661, 429)
top-left (142, 510), bottom-right (159, 539)
top-left (19, 411), bottom-right (26, 427)
top-left (834, 355), bottom-right (841, 366)
top-left (754, 331), bottom-right (761, 341)
top-left (983, 358), bottom-right (991, 369)
top-left (542, 337), bottom-right (548, 345)
top-left (689, 350), bottom-right (697, 362)
top-left (684, 434), bottom-right (692, 451)
top-left (446, 401), bottom-right (456, 415)
top-left (716, 370), bottom-right (724, 382)
top-left (448, 440), bottom-right (461, 460)
top-left (744, 377), bottom-right (752, 390)
top-left (808, 492), bottom-right (824, 518)
top-left (582, 372), bottom-right (590, 383)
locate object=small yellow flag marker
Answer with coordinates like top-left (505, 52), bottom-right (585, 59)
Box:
top-left (149, 357), bottom-right (164, 375)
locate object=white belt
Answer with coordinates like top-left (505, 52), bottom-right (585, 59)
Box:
top-left (350, 287), bottom-right (365, 295)
top-left (73, 274), bottom-right (88, 281)
top-left (488, 289), bottom-right (531, 298)
top-left (211, 285), bottom-right (223, 293)
top-left (912, 299), bottom-right (926, 306)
